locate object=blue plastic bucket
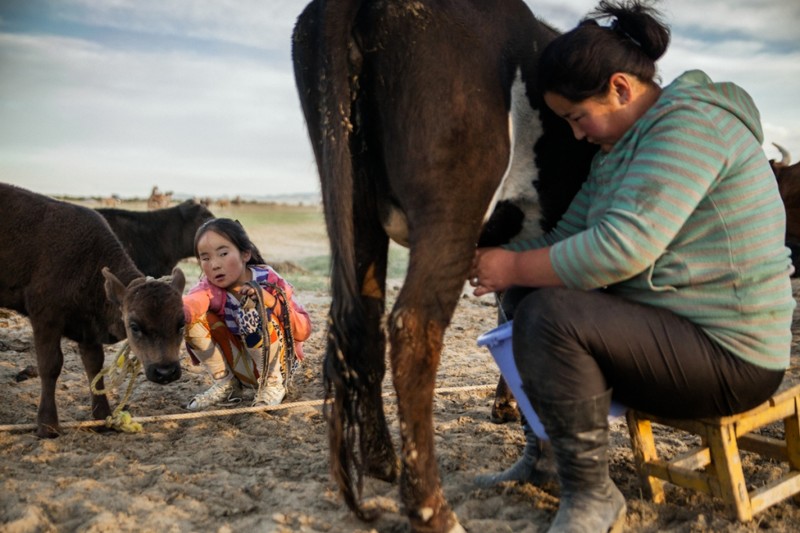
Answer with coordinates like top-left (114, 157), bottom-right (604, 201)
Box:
top-left (477, 320), bottom-right (626, 440)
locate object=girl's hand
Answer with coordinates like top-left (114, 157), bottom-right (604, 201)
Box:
top-left (239, 285), bottom-right (277, 308)
top-left (262, 291), bottom-right (277, 308)
top-left (469, 247), bottom-right (516, 296)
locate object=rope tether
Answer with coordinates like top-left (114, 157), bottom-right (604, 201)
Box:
top-left (0, 383), bottom-right (496, 434)
top-left (90, 341), bottom-right (144, 433)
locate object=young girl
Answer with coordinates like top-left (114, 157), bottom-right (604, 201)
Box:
top-left (471, 1), bottom-right (793, 531)
top-left (182, 218), bottom-right (312, 410)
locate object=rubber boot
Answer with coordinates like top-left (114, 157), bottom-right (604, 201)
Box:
top-left (474, 415), bottom-right (557, 488)
top-left (531, 390), bottom-right (626, 533)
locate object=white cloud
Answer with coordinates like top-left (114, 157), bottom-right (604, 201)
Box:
top-left (533, 0), bottom-right (800, 46)
top-left (1, 0), bottom-right (799, 200)
top-left (663, 1), bottom-right (800, 46)
top-left (0, 29), bottom-right (318, 198)
top-left (52, 0), bottom-right (301, 52)
top-left (528, 0), bottom-right (800, 160)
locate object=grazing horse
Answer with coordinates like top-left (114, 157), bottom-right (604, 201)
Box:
top-left (291, 0), bottom-right (596, 531)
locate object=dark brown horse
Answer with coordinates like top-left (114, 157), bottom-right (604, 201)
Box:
top-left (291, 1), bottom-right (595, 530)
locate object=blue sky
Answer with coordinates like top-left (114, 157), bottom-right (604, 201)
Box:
top-left (1, 0), bottom-right (798, 199)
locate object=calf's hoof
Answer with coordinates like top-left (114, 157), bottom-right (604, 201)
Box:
top-left (36, 423), bottom-right (61, 439)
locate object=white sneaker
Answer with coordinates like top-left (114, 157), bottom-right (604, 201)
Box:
top-left (186, 375), bottom-right (242, 411)
top-left (255, 383), bottom-right (286, 406)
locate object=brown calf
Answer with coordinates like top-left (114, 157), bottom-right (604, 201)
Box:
top-left (97, 199), bottom-right (214, 278)
top-left (0, 183), bottom-right (186, 438)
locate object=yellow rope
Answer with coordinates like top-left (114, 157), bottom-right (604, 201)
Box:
top-left (89, 342), bottom-right (144, 433)
top-left (0, 383), bottom-right (496, 434)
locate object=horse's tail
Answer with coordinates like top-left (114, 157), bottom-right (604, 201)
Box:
top-left (298, 0), bottom-right (376, 521)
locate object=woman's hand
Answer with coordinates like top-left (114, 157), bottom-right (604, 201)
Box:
top-left (469, 247), bottom-right (517, 296)
top-left (469, 246), bottom-right (563, 295)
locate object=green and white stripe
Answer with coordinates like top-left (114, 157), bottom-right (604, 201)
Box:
top-left (509, 70), bottom-right (794, 370)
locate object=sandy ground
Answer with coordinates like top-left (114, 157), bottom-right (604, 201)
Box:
top-left (3, 248), bottom-right (800, 532)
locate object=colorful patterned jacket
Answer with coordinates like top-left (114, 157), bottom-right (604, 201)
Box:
top-left (183, 265), bottom-right (312, 358)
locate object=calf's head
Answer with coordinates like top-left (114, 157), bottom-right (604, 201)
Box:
top-left (102, 267), bottom-right (186, 384)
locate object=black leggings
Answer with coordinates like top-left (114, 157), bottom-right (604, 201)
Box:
top-left (505, 287), bottom-right (784, 419)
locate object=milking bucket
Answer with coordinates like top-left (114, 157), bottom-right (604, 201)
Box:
top-left (477, 320), bottom-right (627, 439)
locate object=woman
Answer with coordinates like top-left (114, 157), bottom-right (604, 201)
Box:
top-left (470, 1), bottom-right (794, 531)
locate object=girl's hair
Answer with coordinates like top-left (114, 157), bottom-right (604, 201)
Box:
top-left (194, 218), bottom-right (266, 265)
top-left (538, 0), bottom-right (670, 101)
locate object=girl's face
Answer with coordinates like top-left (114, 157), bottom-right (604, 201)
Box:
top-left (196, 230), bottom-right (252, 289)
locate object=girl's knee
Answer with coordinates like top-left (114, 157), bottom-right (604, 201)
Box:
top-left (185, 318), bottom-right (212, 348)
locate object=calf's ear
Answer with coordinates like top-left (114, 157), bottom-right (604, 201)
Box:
top-left (171, 267), bottom-right (186, 294)
top-left (102, 267), bottom-right (127, 306)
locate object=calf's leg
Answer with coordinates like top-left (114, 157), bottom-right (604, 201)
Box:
top-left (78, 341), bottom-right (112, 422)
top-left (32, 327), bottom-right (65, 438)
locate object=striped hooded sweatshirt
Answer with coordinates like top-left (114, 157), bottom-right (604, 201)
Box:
top-left (509, 70), bottom-right (794, 370)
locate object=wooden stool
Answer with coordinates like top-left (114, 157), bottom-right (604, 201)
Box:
top-left (626, 383), bottom-right (800, 521)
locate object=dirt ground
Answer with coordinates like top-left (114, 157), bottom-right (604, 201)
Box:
top-left (3, 259), bottom-right (800, 532)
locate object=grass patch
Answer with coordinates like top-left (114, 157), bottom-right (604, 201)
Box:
top-left (225, 203), bottom-right (325, 228)
top-left (176, 204), bottom-right (410, 294)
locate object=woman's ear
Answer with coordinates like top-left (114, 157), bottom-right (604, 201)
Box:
top-left (609, 72), bottom-right (633, 105)
top-left (243, 249), bottom-right (252, 263)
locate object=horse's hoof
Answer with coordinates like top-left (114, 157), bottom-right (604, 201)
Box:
top-left (15, 365), bottom-right (39, 382)
top-left (447, 519), bottom-right (466, 533)
top-left (490, 401), bottom-right (520, 424)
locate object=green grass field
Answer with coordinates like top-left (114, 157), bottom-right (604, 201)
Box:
top-left (76, 199), bottom-right (409, 293)
top-left (214, 202), bottom-right (409, 291)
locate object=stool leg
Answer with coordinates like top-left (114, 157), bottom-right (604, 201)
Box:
top-left (788, 397), bottom-right (800, 504)
top-left (626, 411), bottom-right (665, 504)
top-left (706, 423), bottom-right (752, 521)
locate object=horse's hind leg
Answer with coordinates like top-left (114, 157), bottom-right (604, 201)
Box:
top-left (388, 238), bottom-right (477, 532)
top-left (355, 237), bottom-right (399, 481)
top-left (326, 211), bottom-right (399, 490)
top-left (492, 375), bottom-right (520, 424)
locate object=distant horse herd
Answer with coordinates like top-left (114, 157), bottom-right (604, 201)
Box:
top-left (1, 1), bottom-right (798, 532)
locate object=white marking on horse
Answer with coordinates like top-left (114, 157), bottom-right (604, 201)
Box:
top-left (484, 68), bottom-right (546, 243)
top-left (382, 69), bottom-right (546, 247)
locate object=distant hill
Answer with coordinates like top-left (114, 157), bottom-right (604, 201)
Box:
top-left (55, 191), bottom-right (322, 208)
top-left (172, 191), bottom-right (322, 206)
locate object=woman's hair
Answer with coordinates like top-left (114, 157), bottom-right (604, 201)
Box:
top-left (194, 218), bottom-right (266, 265)
top-left (538, 0), bottom-right (670, 101)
